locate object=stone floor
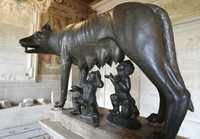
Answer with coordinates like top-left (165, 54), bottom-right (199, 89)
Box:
top-left (0, 104), bottom-right (52, 130)
top-left (0, 104), bottom-right (53, 139)
top-left (0, 123), bottom-right (52, 139)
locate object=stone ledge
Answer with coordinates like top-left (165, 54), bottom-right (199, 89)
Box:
top-left (40, 108), bottom-right (186, 139)
top-left (39, 119), bottom-right (83, 139)
top-left (0, 104), bottom-right (52, 129)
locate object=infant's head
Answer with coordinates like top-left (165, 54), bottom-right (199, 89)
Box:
top-left (117, 60), bottom-right (135, 76)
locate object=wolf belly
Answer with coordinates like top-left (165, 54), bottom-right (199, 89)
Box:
top-left (68, 40), bottom-right (124, 69)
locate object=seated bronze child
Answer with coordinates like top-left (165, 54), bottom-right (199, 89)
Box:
top-left (70, 70), bottom-right (104, 127)
top-left (105, 60), bottom-right (141, 129)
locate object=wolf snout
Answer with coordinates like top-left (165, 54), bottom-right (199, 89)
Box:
top-left (19, 38), bottom-right (26, 47)
top-left (19, 37), bottom-right (37, 48)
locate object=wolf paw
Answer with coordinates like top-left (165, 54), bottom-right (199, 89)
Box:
top-left (147, 113), bottom-right (163, 123)
top-left (54, 101), bottom-right (64, 108)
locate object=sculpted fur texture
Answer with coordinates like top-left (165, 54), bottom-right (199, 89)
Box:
top-left (19, 2), bottom-right (193, 139)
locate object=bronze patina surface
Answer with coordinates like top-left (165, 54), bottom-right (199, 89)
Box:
top-left (19, 2), bottom-right (193, 139)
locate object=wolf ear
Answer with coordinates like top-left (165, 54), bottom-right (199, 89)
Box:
top-left (41, 23), bottom-right (52, 32)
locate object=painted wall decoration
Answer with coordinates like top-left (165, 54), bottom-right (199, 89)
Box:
top-left (37, 0), bottom-right (95, 79)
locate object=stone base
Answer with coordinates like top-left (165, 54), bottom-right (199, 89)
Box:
top-left (40, 108), bottom-right (186, 139)
top-left (107, 113), bottom-right (141, 129)
top-left (39, 119), bottom-right (83, 139)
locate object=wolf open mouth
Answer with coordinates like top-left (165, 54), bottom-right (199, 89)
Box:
top-left (19, 38), bottom-right (41, 53)
top-left (24, 47), bottom-right (38, 53)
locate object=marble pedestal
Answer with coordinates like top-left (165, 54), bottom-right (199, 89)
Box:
top-left (39, 108), bottom-right (186, 139)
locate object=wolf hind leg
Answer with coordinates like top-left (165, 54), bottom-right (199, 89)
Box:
top-left (161, 63), bottom-right (191, 139)
top-left (121, 45), bottom-right (190, 139)
top-left (147, 4), bottom-right (194, 112)
top-left (142, 62), bottom-right (189, 139)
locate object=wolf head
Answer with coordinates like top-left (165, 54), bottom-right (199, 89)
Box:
top-left (19, 24), bottom-right (55, 54)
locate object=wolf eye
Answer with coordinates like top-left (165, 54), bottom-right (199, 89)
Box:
top-left (33, 33), bottom-right (40, 38)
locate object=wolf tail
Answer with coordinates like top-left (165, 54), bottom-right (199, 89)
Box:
top-left (147, 4), bottom-right (194, 112)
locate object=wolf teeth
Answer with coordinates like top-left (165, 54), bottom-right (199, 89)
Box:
top-left (28, 48), bottom-right (34, 51)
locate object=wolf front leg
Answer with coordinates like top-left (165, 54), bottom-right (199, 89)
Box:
top-left (54, 57), bottom-right (72, 108)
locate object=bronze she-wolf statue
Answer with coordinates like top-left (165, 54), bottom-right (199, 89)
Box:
top-left (19, 2), bottom-right (194, 139)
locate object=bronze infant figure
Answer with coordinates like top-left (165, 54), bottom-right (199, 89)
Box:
top-left (105, 60), bottom-right (141, 129)
top-left (19, 2), bottom-right (193, 139)
top-left (70, 70), bottom-right (104, 127)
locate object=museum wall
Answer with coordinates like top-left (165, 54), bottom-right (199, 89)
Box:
top-left (0, 0), bottom-right (59, 103)
top-left (92, 0), bottom-right (200, 138)
top-left (0, 0), bottom-right (94, 103)
top-left (37, 0), bottom-right (94, 81)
